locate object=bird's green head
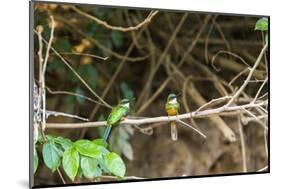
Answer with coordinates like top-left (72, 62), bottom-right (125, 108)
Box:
top-left (120, 98), bottom-right (130, 108)
top-left (167, 93), bottom-right (177, 102)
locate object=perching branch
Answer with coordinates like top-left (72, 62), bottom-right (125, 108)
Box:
top-left (46, 101), bottom-right (267, 129)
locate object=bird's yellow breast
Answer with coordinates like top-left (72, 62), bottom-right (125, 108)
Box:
top-left (166, 108), bottom-right (178, 116)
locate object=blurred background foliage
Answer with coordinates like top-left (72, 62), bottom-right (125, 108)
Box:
top-left (33, 2), bottom-right (268, 186)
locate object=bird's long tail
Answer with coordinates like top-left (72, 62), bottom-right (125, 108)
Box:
top-left (102, 125), bottom-right (112, 143)
top-left (171, 121), bottom-right (178, 141)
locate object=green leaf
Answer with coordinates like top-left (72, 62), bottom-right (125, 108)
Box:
top-left (53, 136), bottom-right (73, 150)
top-left (46, 135), bottom-right (56, 141)
top-left (63, 148), bottom-right (79, 181)
top-left (92, 139), bottom-right (110, 155)
top-left (255, 17), bottom-right (268, 31)
top-left (93, 138), bottom-right (108, 148)
top-left (42, 142), bottom-right (61, 172)
top-left (34, 149), bottom-right (39, 174)
top-left (96, 158), bottom-right (109, 173)
top-left (74, 140), bottom-right (102, 158)
top-left (111, 31), bottom-right (123, 48)
top-left (104, 152), bottom-right (126, 177)
top-left (81, 156), bottom-right (102, 179)
top-left (122, 141), bottom-right (133, 161)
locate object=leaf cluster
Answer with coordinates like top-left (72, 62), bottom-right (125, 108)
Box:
top-left (34, 135), bottom-right (126, 181)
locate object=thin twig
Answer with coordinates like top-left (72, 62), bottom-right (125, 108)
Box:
top-left (70, 5), bottom-right (158, 32)
top-left (223, 43), bottom-right (268, 108)
top-left (252, 77), bottom-right (268, 103)
top-left (242, 115), bottom-right (267, 124)
top-left (212, 50), bottom-right (250, 68)
top-left (195, 96), bottom-right (233, 113)
top-left (228, 68), bottom-right (249, 86)
top-left (54, 52), bottom-right (108, 60)
top-left (176, 119), bottom-right (207, 138)
top-left (57, 168), bottom-right (66, 184)
top-left (45, 86), bottom-right (112, 109)
top-left (44, 110), bottom-right (89, 121)
top-left (40, 16), bottom-right (55, 131)
top-left (241, 107), bottom-right (267, 130)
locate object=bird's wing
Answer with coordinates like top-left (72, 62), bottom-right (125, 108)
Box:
top-left (107, 105), bottom-right (128, 125)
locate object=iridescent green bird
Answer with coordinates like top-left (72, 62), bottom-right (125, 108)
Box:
top-left (165, 93), bottom-right (180, 141)
top-left (103, 99), bottom-right (130, 143)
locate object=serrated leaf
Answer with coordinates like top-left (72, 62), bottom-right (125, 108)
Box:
top-left (255, 17), bottom-right (268, 31)
top-left (54, 136), bottom-right (73, 150)
top-left (81, 156), bottom-right (102, 179)
top-left (42, 142), bottom-right (61, 172)
top-left (104, 152), bottom-right (126, 177)
top-left (74, 140), bottom-right (102, 158)
top-left (122, 141), bottom-right (133, 160)
top-left (34, 149), bottom-right (39, 174)
top-left (63, 148), bottom-right (79, 181)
